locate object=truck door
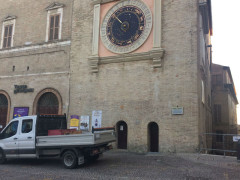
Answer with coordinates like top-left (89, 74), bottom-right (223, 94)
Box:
top-left (18, 118), bottom-right (36, 158)
top-left (0, 120), bottom-right (19, 158)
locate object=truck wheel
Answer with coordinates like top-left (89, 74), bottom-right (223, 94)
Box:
top-left (62, 151), bottom-right (77, 169)
top-left (0, 149), bottom-right (6, 164)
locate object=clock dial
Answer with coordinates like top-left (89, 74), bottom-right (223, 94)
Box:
top-left (107, 6), bottom-right (145, 47)
top-left (101, 0), bottom-right (152, 54)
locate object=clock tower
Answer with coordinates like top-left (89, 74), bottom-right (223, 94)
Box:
top-left (69, 0), bottom-right (213, 153)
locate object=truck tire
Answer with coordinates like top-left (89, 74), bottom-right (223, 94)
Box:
top-left (62, 150), bottom-right (77, 169)
top-left (0, 149), bottom-right (6, 164)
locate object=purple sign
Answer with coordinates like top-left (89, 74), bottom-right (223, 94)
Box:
top-left (71, 115), bottom-right (80, 119)
top-left (13, 107), bottom-right (29, 119)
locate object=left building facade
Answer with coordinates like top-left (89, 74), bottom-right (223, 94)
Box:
top-left (0, 0), bottom-right (73, 131)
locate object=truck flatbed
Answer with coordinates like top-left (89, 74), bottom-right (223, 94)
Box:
top-left (36, 131), bottom-right (115, 147)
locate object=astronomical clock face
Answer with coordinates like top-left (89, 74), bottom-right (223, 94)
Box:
top-left (100, 0), bottom-right (152, 54)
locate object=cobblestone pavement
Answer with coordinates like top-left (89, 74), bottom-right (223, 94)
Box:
top-left (0, 151), bottom-right (239, 180)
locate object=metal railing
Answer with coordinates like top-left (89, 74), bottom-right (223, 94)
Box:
top-left (200, 133), bottom-right (240, 156)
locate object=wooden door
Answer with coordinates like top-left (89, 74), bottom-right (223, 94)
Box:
top-left (117, 121), bottom-right (127, 149)
top-left (149, 122), bottom-right (159, 152)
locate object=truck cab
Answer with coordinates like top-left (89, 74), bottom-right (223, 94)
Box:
top-left (0, 116), bottom-right (37, 159)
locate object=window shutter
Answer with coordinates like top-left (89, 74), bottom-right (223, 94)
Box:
top-left (49, 16), bottom-right (54, 40)
top-left (3, 25), bottom-right (13, 48)
top-left (49, 14), bottom-right (60, 41)
top-left (54, 15), bottom-right (59, 40)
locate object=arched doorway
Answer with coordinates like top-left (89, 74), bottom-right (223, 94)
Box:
top-left (0, 93), bottom-right (9, 130)
top-left (148, 122), bottom-right (159, 152)
top-left (33, 88), bottom-right (62, 115)
top-left (116, 121), bottom-right (128, 149)
top-left (37, 92), bottom-right (59, 114)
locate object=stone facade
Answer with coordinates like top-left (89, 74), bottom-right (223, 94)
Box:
top-left (69, 0), bottom-right (213, 153)
top-left (0, 0), bottom-right (73, 128)
top-left (0, 0), bottom-right (213, 153)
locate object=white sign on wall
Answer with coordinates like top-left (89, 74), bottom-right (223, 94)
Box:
top-left (92, 110), bottom-right (102, 128)
top-left (233, 136), bottom-right (240, 142)
top-left (80, 116), bottom-right (90, 131)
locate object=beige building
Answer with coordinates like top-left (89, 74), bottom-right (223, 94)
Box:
top-left (211, 64), bottom-right (238, 152)
top-left (0, 0), bottom-right (73, 129)
top-left (0, 0), bottom-right (213, 153)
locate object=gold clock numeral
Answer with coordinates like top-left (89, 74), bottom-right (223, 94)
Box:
top-left (135, 9), bottom-right (140, 14)
top-left (139, 26), bottom-right (144, 30)
top-left (134, 34), bottom-right (140, 40)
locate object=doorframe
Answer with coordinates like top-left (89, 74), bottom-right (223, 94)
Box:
top-left (148, 122), bottom-right (159, 152)
top-left (116, 121), bottom-right (128, 149)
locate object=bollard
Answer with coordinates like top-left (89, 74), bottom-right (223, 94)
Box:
top-left (237, 139), bottom-right (240, 161)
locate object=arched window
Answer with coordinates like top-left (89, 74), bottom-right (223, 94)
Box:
top-left (37, 92), bottom-right (59, 115)
top-left (33, 88), bottom-right (62, 115)
top-left (0, 94), bottom-right (9, 130)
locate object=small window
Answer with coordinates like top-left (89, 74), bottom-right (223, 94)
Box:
top-left (22, 119), bottom-right (33, 133)
top-left (1, 121), bottom-right (19, 139)
top-left (3, 24), bottom-right (13, 48)
top-left (49, 14), bottom-right (60, 41)
top-left (45, 3), bottom-right (64, 42)
top-left (1, 16), bottom-right (16, 49)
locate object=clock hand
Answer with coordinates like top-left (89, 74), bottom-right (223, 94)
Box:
top-left (115, 16), bottom-right (123, 24)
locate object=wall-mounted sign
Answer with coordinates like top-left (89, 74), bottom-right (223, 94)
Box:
top-left (80, 116), bottom-right (90, 131)
top-left (70, 115), bottom-right (80, 130)
top-left (14, 85), bottom-right (34, 94)
top-left (233, 136), bottom-right (240, 142)
top-left (172, 107), bottom-right (184, 115)
top-left (13, 107), bottom-right (29, 118)
top-left (92, 110), bottom-right (102, 128)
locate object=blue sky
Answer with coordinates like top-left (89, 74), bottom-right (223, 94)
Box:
top-left (211, 0), bottom-right (240, 124)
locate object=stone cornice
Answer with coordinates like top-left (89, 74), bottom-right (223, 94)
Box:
top-left (89, 48), bottom-right (165, 73)
top-left (3, 15), bottom-right (17, 22)
top-left (0, 40), bottom-right (71, 59)
top-left (46, 2), bottom-right (65, 11)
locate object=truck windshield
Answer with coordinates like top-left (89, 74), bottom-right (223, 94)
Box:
top-left (1, 121), bottom-right (19, 139)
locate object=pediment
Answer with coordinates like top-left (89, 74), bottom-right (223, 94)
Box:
top-left (46, 2), bottom-right (65, 11)
top-left (3, 15), bottom-right (17, 22)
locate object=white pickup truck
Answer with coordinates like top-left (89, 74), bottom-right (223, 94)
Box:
top-left (0, 115), bottom-right (116, 168)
